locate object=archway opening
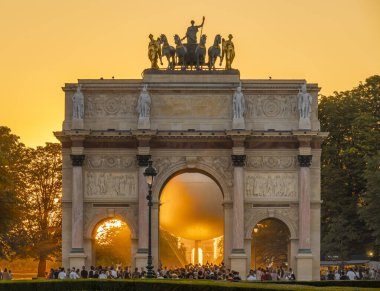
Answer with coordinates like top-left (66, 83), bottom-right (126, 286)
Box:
top-left (93, 218), bottom-right (132, 267)
top-left (159, 172), bottom-right (224, 268)
top-left (251, 218), bottom-right (290, 270)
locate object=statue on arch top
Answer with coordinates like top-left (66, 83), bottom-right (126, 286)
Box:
top-left (181, 16), bottom-right (205, 45)
top-left (221, 34), bottom-right (235, 70)
top-left (148, 34), bottom-right (163, 69)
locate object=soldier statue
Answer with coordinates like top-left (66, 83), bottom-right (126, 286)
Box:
top-left (298, 83), bottom-right (312, 119)
top-left (72, 84), bottom-right (84, 119)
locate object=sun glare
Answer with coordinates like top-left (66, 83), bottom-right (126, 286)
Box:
top-left (95, 219), bottom-right (124, 240)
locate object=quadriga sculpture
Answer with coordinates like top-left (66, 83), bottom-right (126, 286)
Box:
top-left (174, 34), bottom-right (187, 70)
top-left (195, 34), bottom-right (207, 70)
top-left (160, 34), bottom-right (175, 70)
top-left (208, 34), bottom-right (222, 70)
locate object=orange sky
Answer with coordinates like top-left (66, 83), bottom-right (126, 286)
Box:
top-left (0, 0), bottom-right (379, 147)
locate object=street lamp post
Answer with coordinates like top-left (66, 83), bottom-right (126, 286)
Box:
top-left (253, 227), bottom-right (258, 270)
top-left (143, 159), bottom-right (157, 279)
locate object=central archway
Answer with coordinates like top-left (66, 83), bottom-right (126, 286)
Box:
top-left (159, 172), bottom-right (224, 267)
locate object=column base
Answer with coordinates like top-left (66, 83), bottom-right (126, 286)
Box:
top-left (69, 251), bottom-right (87, 269)
top-left (135, 249), bottom-right (149, 270)
top-left (296, 252), bottom-right (313, 281)
top-left (229, 249), bottom-right (247, 279)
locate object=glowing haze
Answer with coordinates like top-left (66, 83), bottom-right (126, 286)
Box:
top-left (0, 0), bottom-right (379, 147)
top-left (160, 173), bottom-right (224, 240)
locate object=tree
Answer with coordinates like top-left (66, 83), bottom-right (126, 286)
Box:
top-left (319, 75), bottom-right (380, 260)
top-left (94, 219), bottom-right (131, 267)
top-left (16, 143), bottom-right (62, 277)
top-left (0, 126), bottom-right (28, 259)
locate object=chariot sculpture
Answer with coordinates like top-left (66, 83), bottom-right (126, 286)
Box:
top-left (148, 17), bottom-right (236, 71)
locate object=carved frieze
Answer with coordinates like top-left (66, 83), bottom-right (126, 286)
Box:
top-left (246, 156), bottom-right (297, 170)
top-left (245, 173), bottom-right (298, 198)
top-left (85, 171), bottom-right (137, 198)
top-left (85, 155), bottom-right (136, 170)
top-left (85, 94), bottom-right (137, 118)
top-left (245, 95), bottom-right (298, 119)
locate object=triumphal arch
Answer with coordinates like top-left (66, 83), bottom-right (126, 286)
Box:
top-left (55, 21), bottom-right (327, 280)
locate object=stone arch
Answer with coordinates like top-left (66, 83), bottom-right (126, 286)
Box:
top-left (152, 159), bottom-right (232, 201)
top-left (245, 209), bottom-right (298, 239)
top-left (85, 211), bottom-right (137, 240)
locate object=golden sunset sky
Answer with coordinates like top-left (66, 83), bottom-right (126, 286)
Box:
top-left (0, 0), bottom-right (379, 147)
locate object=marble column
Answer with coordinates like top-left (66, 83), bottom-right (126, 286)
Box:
top-left (231, 155), bottom-right (246, 252)
top-left (135, 154), bottom-right (151, 268)
top-left (297, 155), bottom-right (312, 252)
top-left (296, 154), bottom-right (313, 281)
top-left (69, 154), bottom-right (87, 269)
top-left (70, 154), bottom-right (85, 252)
top-left (230, 154), bottom-right (247, 278)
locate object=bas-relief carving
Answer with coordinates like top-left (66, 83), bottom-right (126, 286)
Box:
top-left (245, 173), bottom-right (298, 198)
top-left (151, 95), bottom-right (230, 118)
top-left (245, 95), bottom-right (298, 119)
top-left (85, 155), bottom-right (136, 170)
top-left (246, 156), bottom-right (297, 170)
top-left (85, 172), bottom-right (137, 198)
top-left (85, 94), bottom-right (137, 118)
top-left (244, 207), bottom-right (298, 238)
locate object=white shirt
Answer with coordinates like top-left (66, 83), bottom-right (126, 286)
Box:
top-left (58, 271), bottom-right (66, 279)
top-left (69, 271), bottom-right (79, 279)
top-left (99, 273), bottom-right (108, 279)
top-left (111, 270), bottom-right (117, 278)
top-left (347, 270), bottom-right (356, 280)
top-left (247, 274), bottom-right (257, 281)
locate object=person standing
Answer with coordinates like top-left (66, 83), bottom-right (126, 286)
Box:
top-left (80, 266), bottom-right (88, 279)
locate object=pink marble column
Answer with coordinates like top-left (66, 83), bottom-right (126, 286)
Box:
top-left (231, 155), bottom-right (246, 252)
top-left (298, 155), bottom-right (312, 252)
top-left (137, 155), bottom-right (150, 253)
top-left (70, 154), bottom-right (85, 252)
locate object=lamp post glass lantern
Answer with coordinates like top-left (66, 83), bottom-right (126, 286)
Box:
top-left (143, 160), bottom-right (157, 278)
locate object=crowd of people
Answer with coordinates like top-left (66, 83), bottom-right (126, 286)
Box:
top-left (321, 267), bottom-right (380, 281)
top-left (0, 268), bottom-right (13, 280)
top-left (45, 263), bottom-right (297, 281)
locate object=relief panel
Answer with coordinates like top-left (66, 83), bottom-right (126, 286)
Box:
top-left (85, 171), bottom-right (137, 199)
top-left (245, 95), bottom-right (298, 119)
top-left (85, 93), bottom-right (137, 118)
top-left (245, 173), bottom-right (298, 199)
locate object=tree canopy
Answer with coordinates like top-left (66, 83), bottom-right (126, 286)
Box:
top-left (319, 75), bottom-right (380, 260)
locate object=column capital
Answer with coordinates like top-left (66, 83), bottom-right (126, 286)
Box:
top-left (137, 155), bottom-right (151, 167)
top-left (298, 155), bottom-right (312, 167)
top-left (231, 155), bottom-right (246, 167)
top-left (70, 154), bottom-right (85, 166)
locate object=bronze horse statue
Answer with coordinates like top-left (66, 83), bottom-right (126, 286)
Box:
top-left (208, 34), bottom-right (222, 70)
top-left (174, 34), bottom-right (187, 69)
top-left (160, 34), bottom-right (175, 70)
top-left (195, 34), bottom-right (207, 70)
